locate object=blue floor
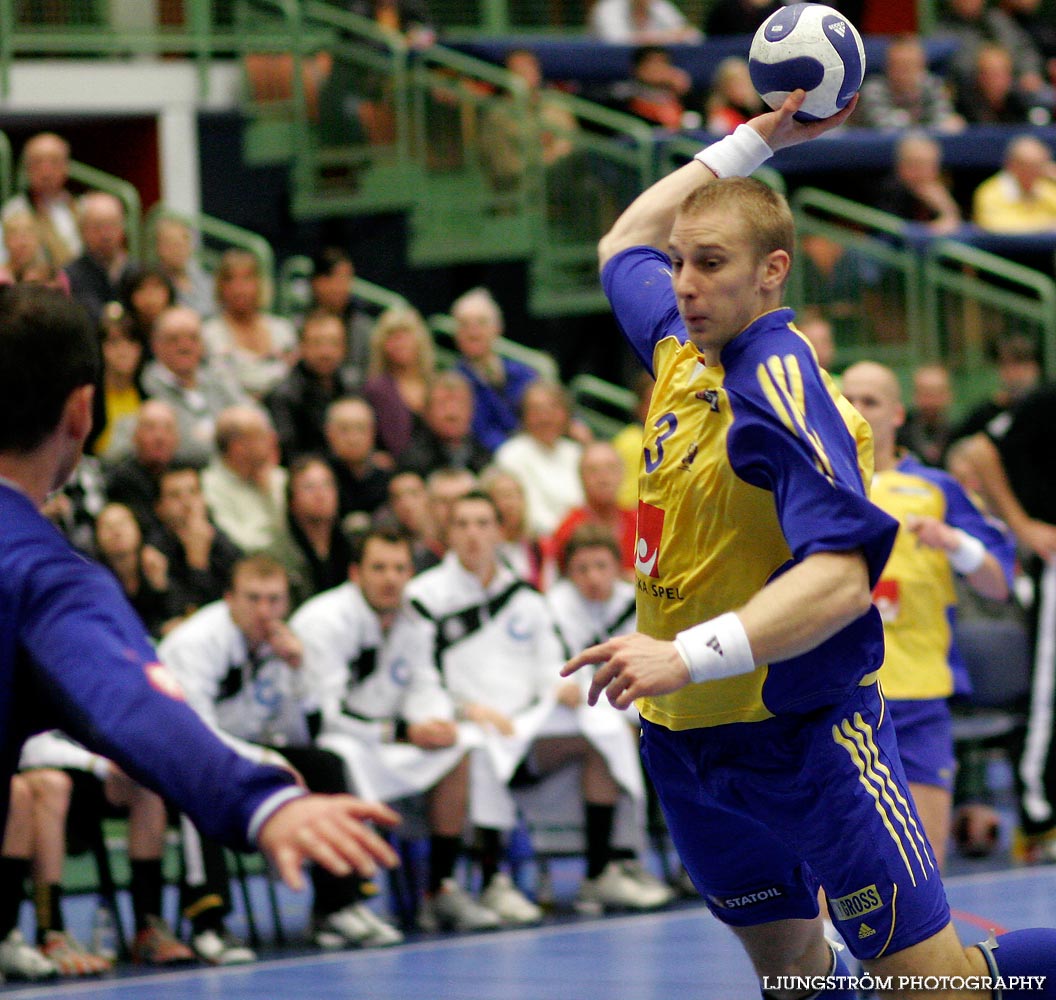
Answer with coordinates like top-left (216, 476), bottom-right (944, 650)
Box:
top-left (4, 863), bottom-right (1056, 1000)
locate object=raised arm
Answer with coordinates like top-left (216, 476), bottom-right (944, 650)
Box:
top-left (597, 91), bottom-right (859, 270)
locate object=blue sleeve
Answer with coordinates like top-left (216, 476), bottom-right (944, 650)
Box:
top-left (601, 247), bottom-right (686, 375)
top-left (12, 528), bottom-right (296, 850)
top-left (727, 356), bottom-right (897, 587)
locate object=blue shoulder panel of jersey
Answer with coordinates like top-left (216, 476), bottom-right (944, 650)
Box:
top-left (601, 246), bottom-right (686, 375)
top-left (896, 454), bottom-right (1016, 588)
top-left (0, 485), bottom-right (295, 850)
top-left (721, 312), bottom-right (898, 588)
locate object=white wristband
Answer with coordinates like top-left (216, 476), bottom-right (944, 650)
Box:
top-left (949, 529), bottom-right (986, 575)
top-left (694, 124), bottom-right (774, 179)
top-left (673, 612), bottom-right (755, 685)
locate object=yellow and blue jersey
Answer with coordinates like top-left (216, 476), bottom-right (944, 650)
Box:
top-left (603, 246), bottom-right (898, 730)
top-left (872, 455), bottom-right (1016, 701)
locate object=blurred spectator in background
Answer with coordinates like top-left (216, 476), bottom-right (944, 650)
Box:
top-left (153, 215), bottom-right (215, 318)
top-left (424, 466), bottom-right (478, 557)
top-left (306, 247), bottom-right (374, 384)
top-left (589, 0), bottom-right (701, 45)
top-left (119, 265), bottom-right (177, 349)
top-left (704, 0), bottom-right (782, 35)
top-left (93, 502), bottom-right (181, 638)
top-left (551, 441), bottom-right (637, 576)
top-left (480, 466), bottom-right (554, 590)
top-left (493, 380), bottom-right (584, 537)
top-left (612, 370), bottom-right (654, 512)
top-left (935, 0), bottom-right (993, 97)
top-left (451, 287), bottom-right (537, 454)
top-left (973, 134), bottom-right (1056, 231)
top-left (362, 305), bottom-right (436, 462)
top-left (479, 50), bottom-right (580, 196)
top-left (104, 399), bottom-right (180, 534)
top-left (1, 132), bottom-right (80, 268)
top-left (64, 191), bottom-right (135, 324)
top-left (897, 363), bottom-right (957, 468)
top-left (955, 43), bottom-right (1049, 125)
top-left (92, 303), bottom-right (146, 464)
top-left (202, 249), bottom-right (297, 398)
top-left (796, 307), bottom-right (837, 372)
top-left (323, 396), bottom-right (392, 529)
top-left (142, 305), bottom-right (247, 467)
top-left (343, 0), bottom-right (436, 48)
top-left (873, 131), bottom-right (963, 233)
top-left (202, 405), bottom-right (288, 553)
top-left (855, 35), bottom-right (965, 132)
top-left (268, 455), bottom-right (353, 609)
top-left (41, 455), bottom-right (108, 557)
top-left (0, 209), bottom-right (62, 285)
top-left (951, 333), bottom-right (1043, 441)
top-left (266, 310), bottom-right (360, 465)
top-left (398, 371), bottom-right (492, 478)
top-left (374, 469), bottom-right (440, 572)
top-left (606, 46), bottom-right (700, 130)
top-left (152, 465), bottom-right (242, 618)
top-left (983, 0), bottom-right (1056, 106)
top-left (705, 57), bottom-right (764, 135)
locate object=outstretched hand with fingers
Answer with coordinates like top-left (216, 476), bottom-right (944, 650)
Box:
top-left (562, 632), bottom-right (691, 711)
top-left (257, 794), bottom-right (401, 891)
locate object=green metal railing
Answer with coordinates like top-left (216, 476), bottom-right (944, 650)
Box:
top-left (923, 240), bottom-right (1056, 380)
top-left (276, 253), bottom-right (409, 318)
top-left (790, 187), bottom-right (1056, 379)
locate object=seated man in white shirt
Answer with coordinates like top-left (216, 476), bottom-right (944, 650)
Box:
top-left (405, 492), bottom-right (663, 920)
top-left (292, 528), bottom-right (500, 933)
top-left (158, 555), bottom-right (400, 961)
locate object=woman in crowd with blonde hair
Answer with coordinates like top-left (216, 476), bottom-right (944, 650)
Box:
top-left (361, 304), bottom-right (437, 461)
top-left (201, 248), bottom-right (296, 398)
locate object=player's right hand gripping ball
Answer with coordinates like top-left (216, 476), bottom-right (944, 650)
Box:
top-left (748, 2), bottom-right (865, 122)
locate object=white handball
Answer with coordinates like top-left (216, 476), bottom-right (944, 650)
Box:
top-left (748, 2), bottom-right (865, 122)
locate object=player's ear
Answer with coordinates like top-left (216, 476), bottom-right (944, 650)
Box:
top-left (63, 384), bottom-right (95, 443)
top-left (761, 249), bottom-right (791, 290)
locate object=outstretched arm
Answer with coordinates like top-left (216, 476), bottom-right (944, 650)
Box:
top-left (597, 90), bottom-right (859, 271)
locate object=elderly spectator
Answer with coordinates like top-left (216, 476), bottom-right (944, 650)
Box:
top-left (324, 396), bottom-right (391, 528)
top-left (550, 440), bottom-right (638, 575)
top-left (152, 215), bottom-right (215, 318)
top-left (202, 249), bottom-right (297, 398)
top-left (590, 0), bottom-right (700, 43)
top-left (63, 191), bottom-right (135, 324)
top-left (266, 310), bottom-right (361, 465)
top-left (268, 455), bottom-right (353, 609)
top-left (493, 380), bottom-right (584, 537)
top-left (973, 133), bottom-right (1056, 231)
top-left (142, 305), bottom-right (247, 467)
top-left (855, 35), bottom-right (965, 132)
top-left (151, 465), bottom-right (242, 618)
top-left (306, 247), bottom-right (374, 383)
top-left (873, 131), bottom-right (963, 232)
top-left (92, 303), bottom-right (147, 464)
top-left (398, 371), bottom-right (492, 478)
top-left (451, 288), bottom-right (537, 453)
top-left (201, 405), bottom-right (288, 553)
top-left (104, 398), bottom-right (181, 532)
top-left (361, 305), bottom-right (436, 462)
top-left (1, 132), bottom-right (80, 268)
